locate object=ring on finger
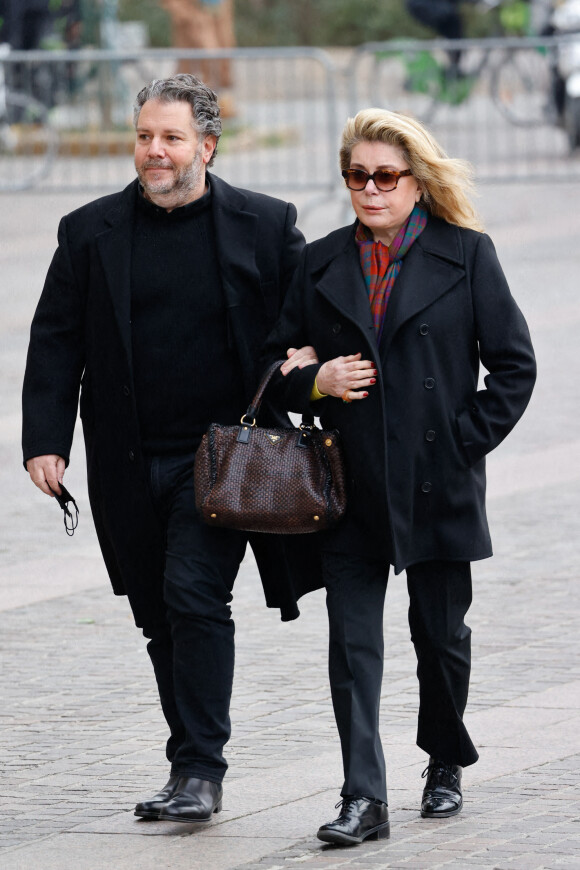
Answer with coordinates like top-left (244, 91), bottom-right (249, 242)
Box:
top-left (342, 390), bottom-right (352, 404)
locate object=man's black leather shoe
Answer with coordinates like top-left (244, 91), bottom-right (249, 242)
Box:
top-left (421, 758), bottom-right (463, 818)
top-left (317, 796), bottom-right (390, 845)
top-left (159, 777), bottom-right (223, 822)
top-left (134, 775), bottom-right (180, 820)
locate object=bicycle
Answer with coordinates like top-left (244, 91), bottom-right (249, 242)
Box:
top-left (369, 0), bottom-right (554, 126)
top-left (0, 44), bottom-right (58, 191)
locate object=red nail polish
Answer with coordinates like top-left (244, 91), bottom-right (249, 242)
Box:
top-left (370, 378), bottom-right (376, 384)
top-left (363, 392), bottom-right (369, 398)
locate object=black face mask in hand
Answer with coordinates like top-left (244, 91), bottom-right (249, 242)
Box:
top-left (48, 483), bottom-right (79, 536)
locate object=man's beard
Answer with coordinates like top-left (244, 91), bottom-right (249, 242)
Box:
top-left (137, 146), bottom-right (204, 199)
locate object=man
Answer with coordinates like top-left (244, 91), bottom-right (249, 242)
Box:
top-left (0, 0), bottom-right (79, 49)
top-left (406, 0), bottom-right (464, 41)
top-left (406, 0), bottom-right (465, 75)
top-left (0, 0), bottom-right (80, 104)
top-left (22, 74), bottom-right (313, 822)
top-left (162, 0), bottom-right (235, 83)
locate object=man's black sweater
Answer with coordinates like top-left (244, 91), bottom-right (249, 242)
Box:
top-left (131, 185), bottom-right (246, 455)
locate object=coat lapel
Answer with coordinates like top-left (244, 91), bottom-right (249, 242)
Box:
top-left (209, 174), bottom-right (264, 397)
top-left (95, 182), bottom-right (137, 368)
top-left (210, 173), bottom-right (260, 308)
top-left (380, 219), bottom-right (466, 356)
top-left (314, 226), bottom-right (379, 355)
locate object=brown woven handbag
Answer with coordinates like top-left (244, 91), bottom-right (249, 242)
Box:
top-left (194, 360), bottom-right (347, 534)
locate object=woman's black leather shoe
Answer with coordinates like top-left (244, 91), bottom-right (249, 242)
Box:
top-left (159, 777), bottom-right (223, 822)
top-left (421, 758), bottom-right (463, 818)
top-left (134, 775), bottom-right (180, 819)
top-left (317, 796), bottom-right (390, 845)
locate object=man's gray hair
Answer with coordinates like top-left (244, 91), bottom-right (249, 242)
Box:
top-left (133, 74), bottom-right (222, 166)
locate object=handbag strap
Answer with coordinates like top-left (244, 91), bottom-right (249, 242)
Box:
top-left (242, 360), bottom-right (314, 428)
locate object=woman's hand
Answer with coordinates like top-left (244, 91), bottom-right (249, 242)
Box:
top-left (316, 353), bottom-right (377, 401)
top-left (280, 345), bottom-right (319, 376)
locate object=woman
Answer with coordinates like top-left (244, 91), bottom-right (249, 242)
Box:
top-left (263, 109), bottom-right (536, 846)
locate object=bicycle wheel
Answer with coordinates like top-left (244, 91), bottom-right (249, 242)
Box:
top-left (0, 90), bottom-right (58, 191)
top-left (491, 47), bottom-right (554, 127)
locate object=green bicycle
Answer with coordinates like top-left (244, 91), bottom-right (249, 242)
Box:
top-left (370, 0), bottom-right (554, 126)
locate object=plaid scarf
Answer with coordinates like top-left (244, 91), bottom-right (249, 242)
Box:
top-left (356, 205), bottom-right (428, 340)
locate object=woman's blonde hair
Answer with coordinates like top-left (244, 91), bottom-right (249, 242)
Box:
top-left (340, 109), bottom-right (484, 232)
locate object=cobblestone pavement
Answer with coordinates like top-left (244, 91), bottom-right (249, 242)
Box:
top-left (1, 182), bottom-right (579, 869)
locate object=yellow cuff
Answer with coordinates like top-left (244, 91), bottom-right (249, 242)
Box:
top-left (310, 376), bottom-right (328, 401)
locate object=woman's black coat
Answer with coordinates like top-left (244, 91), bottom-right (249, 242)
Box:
top-left (22, 174), bottom-right (319, 624)
top-left (262, 217), bottom-right (536, 572)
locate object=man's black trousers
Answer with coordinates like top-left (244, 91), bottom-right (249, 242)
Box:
top-left (139, 453), bottom-right (247, 784)
top-left (322, 553), bottom-right (479, 805)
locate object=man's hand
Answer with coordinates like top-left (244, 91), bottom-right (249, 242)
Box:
top-left (26, 455), bottom-right (66, 497)
top-left (280, 345), bottom-right (319, 376)
top-left (316, 353), bottom-right (377, 401)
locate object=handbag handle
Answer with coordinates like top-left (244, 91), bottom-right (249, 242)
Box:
top-left (241, 360), bottom-right (314, 428)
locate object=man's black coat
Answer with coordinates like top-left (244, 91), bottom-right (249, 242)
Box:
top-left (262, 218), bottom-right (537, 572)
top-left (22, 174), bottom-right (319, 624)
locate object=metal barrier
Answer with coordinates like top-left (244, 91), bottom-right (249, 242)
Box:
top-left (1, 39), bottom-right (580, 195)
top-left (349, 36), bottom-right (580, 183)
top-left (0, 47), bottom-right (339, 194)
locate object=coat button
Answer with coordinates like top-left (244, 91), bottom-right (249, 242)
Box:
top-left (332, 323), bottom-right (342, 335)
top-left (421, 481), bottom-right (432, 493)
top-left (419, 323), bottom-right (429, 335)
top-left (128, 449), bottom-right (135, 461)
top-left (123, 385), bottom-right (131, 396)
top-left (425, 429), bottom-right (436, 441)
top-left (424, 377), bottom-right (435, 389)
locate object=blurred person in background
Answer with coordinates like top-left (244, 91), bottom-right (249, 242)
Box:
top-left (0, 0), bottom-right (80, 50)
top-left (0, 0), bottom-right (81, 105)
top-left (162, 0), bottom-right (236, 115)
top-left (407, 0), bottom-right (465, 42)
top-left (262, 108), bottom-right (536, 846)
top-left (406, 0), bottom-right (536, 52)
top-left (404, 0), bottom-right (472, 99)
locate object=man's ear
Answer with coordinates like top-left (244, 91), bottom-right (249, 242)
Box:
top-left (202, 135), bottom-right (217, 165)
